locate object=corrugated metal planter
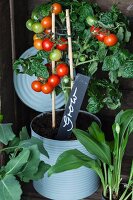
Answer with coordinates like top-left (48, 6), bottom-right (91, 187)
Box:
top-left (31, 110), bottom-right (100, 200)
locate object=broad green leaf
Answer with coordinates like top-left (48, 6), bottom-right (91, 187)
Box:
top-left (88, 61), bottom-right (98, 75)
top-left (48, 149), bottom-right (98, 176)
top-left (73, 129), bottom-right (111, 165)
top-left (0, 175), bottom-right (22, 200)
top-left (33, 161), bottom-right (50, 180)
top-left (87, 97), bottom-right (104, 114)
top-left (88, 122), bottom-right (105, 143)
top-left (124, 29), bottom-right (131, 42)
top-left (19, 136), bottom-right (48, 157)
top-left (19, 127), bottom-right (30, 140)
top-left (117, 27), bottom-right (124, 41)
top-left (5, 149), bottom-right (30, 175)
top-left (18, 145), bottom-right (41, 182)
top-left (102, 55), bottom-right (121, 71)
top-left (0, 124), bottom-right (15, 145)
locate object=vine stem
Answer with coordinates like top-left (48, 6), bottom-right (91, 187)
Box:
top-left (76, 59), bottom-right (99, 66)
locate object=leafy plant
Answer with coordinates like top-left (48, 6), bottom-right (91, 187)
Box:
top-left (48, 109), bottom-right (133, 200)
top-left (13, 0), bottom-right (133, 113)
top-left (0, 123), bottom-right (50, 200)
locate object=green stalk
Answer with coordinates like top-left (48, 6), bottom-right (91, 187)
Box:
top-left (76, 59), bottom-right (99, 67)
top-left (0, 146), bottom-right (19, 153)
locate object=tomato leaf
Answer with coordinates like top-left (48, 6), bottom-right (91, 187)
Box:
top-left (0, 124), bottom-right (15, 145)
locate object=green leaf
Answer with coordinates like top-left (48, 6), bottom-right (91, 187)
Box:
top-left (19, 127), bottom-right (30, 140)
top-left (48, 149), bottom-right (97, 176)
top-left (19, 136), bottom-right (48, 157)
top-left (117, 27), bottom-right (124, 41)
top-left (97, 42), bottom-right (107, 61)
top-left (87, 97), bottom-right (104, 114)
top-left (33, 161), bottom-right (50, 180)
top-left (31, 3), bottom-right (51, 20)
top-left (119, 61), bottom-right (133, 78)
top-left (88, 61), bottom-right (98, 75)
top-left (0, 175), bottom-right (22, 200)
top-left (73, 129), bottom-right (111, 165)
top-left (88, 122), bottom-right (105, 143)
top-left (5, 149), bottom-right (30, 175)
top-left (124, 29), bottom-right (131, 42)
top-left (0, 124), bottom-right (15, 145)
top-left (79, 4), bottom-right (94, 22)
top-left (102, 55), bottom-right (121, 71)
top-left (17, 145), bottom-right (41, 182)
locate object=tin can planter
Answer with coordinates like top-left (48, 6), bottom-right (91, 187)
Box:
top-left (31, 109), bottom-right (101, 200)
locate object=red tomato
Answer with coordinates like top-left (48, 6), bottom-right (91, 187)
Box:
top-left (42, 38), bottom-right (54, 51)
top-left (56, 37), bottom-right (68, 51)
top-left (104, 34), bottom-right (118, 46)
top-left (96, 31), bottom-right (108, 42)
top-left (90, 26), bottom-right (100, 35)
top-left (41, 83), bottom-right (53, 94)
top-left (56, 63), bottom-right (69, 77)
top-left (31, 80), bottom-right (42, 92)
top-left (44, 28), bottom-right (52, 35)
top-left (48, 74), bottom-right (60, 87)
top-left (52, 3), bottom-right (62, 15)
top-left (41, 16), bottom-right (52, 29)
top-left (34, 39), bottom-right (43, 50)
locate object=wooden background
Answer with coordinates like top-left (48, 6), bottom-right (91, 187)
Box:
top-left (0, 0), bottom-right (133, 199)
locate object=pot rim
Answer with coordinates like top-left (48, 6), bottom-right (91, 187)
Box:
top-left (31, 109), bottom-right (101, 143)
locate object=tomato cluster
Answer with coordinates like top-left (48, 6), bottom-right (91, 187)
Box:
top-left (26, 3), bottom-right (70, 94)
top-left (31, 63), bottom-right (69, 94)
top-left (90, 25), bottom-right (118, 46)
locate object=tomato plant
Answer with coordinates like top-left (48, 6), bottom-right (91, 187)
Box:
top-left (34, 39), bottom-right (43, 50)
top-left (49, 49), bottom-right (62, 61)
top-left (32, 22), bottom-right (44, 33)
top-left (41, 16), bottom-right (52, 29)
top-left (26, 19), bottom-right (34, 31)
top-left (31, 80), bottom-right (42, 92)
top-left (48, 74), bottom-right (60, 87)
top-left (56, 37), bottom-right (68, 51)
top-left (41, 83), bottom-right (53, 94)
top-left (52, 3), bottom-right (62, 15)
top-left (86, 16), bottom-right (97, 26)
top-left (42, 38), bottom-right (54, 51)
top-left (56, 63), bottom-right (69, 77)
top-left (104, 34), bottom-right (118, 46)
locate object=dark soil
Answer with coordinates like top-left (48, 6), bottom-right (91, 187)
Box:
top-left (31, 110), bottom-right (100, 140)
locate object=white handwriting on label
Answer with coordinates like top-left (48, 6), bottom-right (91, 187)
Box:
top-left (63, 87), bottom-right (77, 131)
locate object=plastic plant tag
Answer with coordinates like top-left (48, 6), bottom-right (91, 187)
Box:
top-left (56, 73), bottom-right (90, 140)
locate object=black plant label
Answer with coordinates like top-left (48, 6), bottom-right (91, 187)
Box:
top-left (57, 73), bottom-right (90, 140)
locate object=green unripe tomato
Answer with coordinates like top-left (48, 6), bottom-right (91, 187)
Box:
top-left (26, 19), bottom-right (34, 31)
top-left (79, 55), bottom-right (86, 62)
top-left (86, 16), bottom-right (97, 26)
top-left (49, 49), bottom-right (62, 61)
top-left (32, 22), bottom-right (44, 33)
top-left (73, 52), bottom-right (78, 59)
top-left (62, 76), bottom-right (69, 84)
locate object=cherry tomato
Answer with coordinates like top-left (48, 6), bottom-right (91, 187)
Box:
top-left (32, 22), bottom-right (44, 33)
top-left (96, 31), bottom-right (108, 42)
top-left (31, 80), bottom-right (42, 92)
top-left (56, 63), bottom-right (69, 77)
top-left (52, 3), bottom-right (62, 15)
top-left (73, 52), bottom-right (78, 59)
top-left (44, 28), bottom-right (52, 35)
top-left (49, 49), bottom-right (62, 61)
top-left (48, 74), bottom-right (60, 87)
top-left (41, 83), bottom-right (53, 94)
top-left (42, 38), bottom-right (54, 51)
top-left (34, 39), bottom-right (43, 50)
top-left (79, 55), bottom-right (86, 62)
top-left (41, 16), bottom-right (52, 29)
top-left (90, 26), bottom-right (100, 35)
top-left (104, 34), bottom-right (118, 46)
top-left (56, 37), bottom-right (68, 51)
top-left (26, 19), bottom-right (34, 31)
top-left (86, 16), bottom-right (97, 26)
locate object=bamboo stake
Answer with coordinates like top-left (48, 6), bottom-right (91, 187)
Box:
top-left (66, 9), bottom-right (74, 89)
top-left (52, 13), bottom-right (56, 128)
